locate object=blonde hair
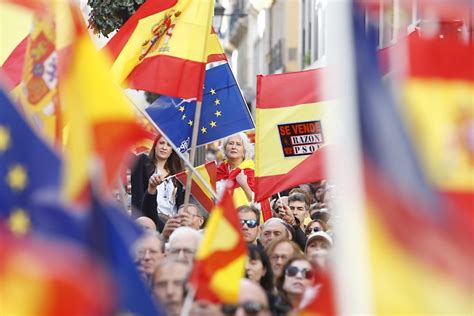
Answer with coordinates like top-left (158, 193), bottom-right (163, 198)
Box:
top-left (221, 132), bottom-right (254, 160)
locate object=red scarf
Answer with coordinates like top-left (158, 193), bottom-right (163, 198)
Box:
top-left (217, 161), bottom-right (255, 191)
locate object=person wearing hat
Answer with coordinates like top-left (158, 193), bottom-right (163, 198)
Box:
top-left (304, 231), bottom-right (333, 269)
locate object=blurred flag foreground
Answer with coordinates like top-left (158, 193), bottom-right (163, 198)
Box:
top-left (352, 4), bottom-right (473, 314)
top-left (255, 69), bottom-right (331, 201)
top-left (60, 8), bottom-right (149, 201)
top-left (0, 87), bottom-right (161, 315)
top-left (190, 187), bottom-right (247, 303)
top-left (0, 2), bottom-right (161, 315)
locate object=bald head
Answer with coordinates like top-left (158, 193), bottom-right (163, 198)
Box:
top-left (260, 218), bottom-right (291, 248)
top-left (167, 227), bottom-right (202, 265)
top-left (135, 216), bottom-right (157, 231)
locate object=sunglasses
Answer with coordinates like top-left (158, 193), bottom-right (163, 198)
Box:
top-left (285, 265), bottom-right (314, 279)
top-left (306, 226), bottom-right (321, 234)
top-left (240, 219), bottom-right (258, 228)
top-left (222, 301), bottom-right (268, 315)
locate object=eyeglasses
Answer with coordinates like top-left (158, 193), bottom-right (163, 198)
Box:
top-left (168, 247), bottom-right (196, 256)
top-left (306, 226), bottom-right (321, 234)
top-left (221, 301), bottom-right (268, 315)
top-left (285, 266), bottom-right (314, 279)
top-left (240, 219), bottom-right (258, 228)
top-left (137, 248), bottom-right (161, 258)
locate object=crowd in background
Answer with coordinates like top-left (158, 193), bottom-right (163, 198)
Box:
top-left (123, 132), bottom-right (335, 316)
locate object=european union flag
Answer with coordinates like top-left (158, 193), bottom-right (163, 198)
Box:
top-left (0, 90), bottom-right (61, 221)
top-left (146, 62), bottom-right (255, 152)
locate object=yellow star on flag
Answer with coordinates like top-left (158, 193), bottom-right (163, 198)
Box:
top-left (7, 164), bottom-right (28, 191)
top-left (215, 110), bottom-right (222, 117)
top-left (214, 99), bottom-right (221, 106)
top-left (8, 208), bottom-right (30, 235)
top-left (201, 127), bottom-right (207, 134)
top-left (179, 106), bottom-right (185, 112)
top-left (210, 88), bottom-right (216, 95)
top-left (188, 120), bottom-right (193, 126)
top-left (210, 121), bottom-right (217, 128)
top-left (0, 125), bottom-right (10, 153)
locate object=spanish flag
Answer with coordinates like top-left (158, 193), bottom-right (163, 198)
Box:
top-left (106, 0), bottom-right (215, 101)
top-left (353, 9), bottom-right (473, 314)
top-left (189, 187), bottom-right (246, 303)
top-left (401, 32), bottom-right (474, 231)
top-left (255, 69), bottom-right (331, 201)
top-left (175, 160), bottom-right (217, 212)
top-left (60, 6), bottom-right (149, 201)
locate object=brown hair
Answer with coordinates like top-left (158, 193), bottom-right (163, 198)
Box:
top-left (288, 192), bottom-right (310, 210)
top-left (148, 135), bottom-right (183, 176)
top-left (264, 237), bottom-right (302, 258)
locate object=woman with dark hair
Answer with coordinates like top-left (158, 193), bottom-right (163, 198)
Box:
top-left (274, 254), bottom-right (316, 314)
top-left (131, 134), bottom-right (184, 229)
top-left (246, 244), bottom-right (278, 315)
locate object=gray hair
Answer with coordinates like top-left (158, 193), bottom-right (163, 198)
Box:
top-left (221, 132), bottom-right (254, 160)
top-left (178, 201), bottom-right (208, 220)
top-left (168, 226), bottom-right (203, 245)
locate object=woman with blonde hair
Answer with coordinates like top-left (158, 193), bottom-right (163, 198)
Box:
top-left (216, 132), bottom-right (255, 207)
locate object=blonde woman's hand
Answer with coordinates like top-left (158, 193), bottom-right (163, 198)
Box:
top-left (235, 170), bottom-right (248, 187)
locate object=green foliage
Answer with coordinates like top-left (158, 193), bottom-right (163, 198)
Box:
top-left (87, 0), bottom-right (146, 37)
top-left (144, 91), bottom-right (160, 104)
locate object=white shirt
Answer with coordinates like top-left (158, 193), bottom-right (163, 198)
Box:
top-left (156, 178), bottom-right (177, 217)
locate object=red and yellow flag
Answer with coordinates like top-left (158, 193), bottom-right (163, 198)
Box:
top-left (189, 187), bottom-right (246, 303)
top-left (255, 69), bottom-right (331, 201)
top-left (17, 9), bottom-right (61, 143)
top-left (60, 6), bottom-right (149, 201)
top-left (105, 0), bottom-right (215, 100)
top-left (401, 33), bottom-right (474, 226)
top-left (0, 231), bottom-right (114, 316)
top-left (175, 160), bottom-right (217, 212)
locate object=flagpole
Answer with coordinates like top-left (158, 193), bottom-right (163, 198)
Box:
top-left (130, 100), bottom-right (218, 200)
top-left (182, 99), bottom-right (204, 212)
top-left (182, 0), bottom-right (216, 213)
top-left (180, 285), bottom-right (196, 316)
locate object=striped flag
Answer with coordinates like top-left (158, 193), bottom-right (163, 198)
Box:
top-left (352, 7), bottom-right (473, 313)
top-left (105, 0), bottom-right (215, 100)
top-left (175, 160), bottom-right (217, 212)
top-left (189, 187), bottom-right (246, 303)
top-left (255, 69), bottom-right (331, 201)
top-left (60, 6), bottom-right (149, 201)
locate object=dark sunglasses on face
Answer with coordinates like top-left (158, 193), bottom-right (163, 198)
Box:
top-left (285, 265), bottom-right (314, 279)
top-left (222, 301), bottom-right (267, 315)
top-left (306, 226), bottom-right (321, 234)
top-left (240, 219), bottom-right (258, 228)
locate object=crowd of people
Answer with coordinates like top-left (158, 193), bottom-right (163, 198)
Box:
top-left (128, 132), bottom-right (335, 316)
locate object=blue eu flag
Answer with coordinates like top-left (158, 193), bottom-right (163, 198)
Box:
top-left (146, 62), bottom-right (255, 152)
top-left (0, 90), bottom-right (62, 218)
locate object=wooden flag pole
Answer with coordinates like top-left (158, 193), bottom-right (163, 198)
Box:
top-left (183, 100), bottom-right (204, 212)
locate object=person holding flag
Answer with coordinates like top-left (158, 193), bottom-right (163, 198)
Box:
top-left (132, 134), bottom-right (184, 229)
top-left (216, 132), bottom-right (255, 207)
